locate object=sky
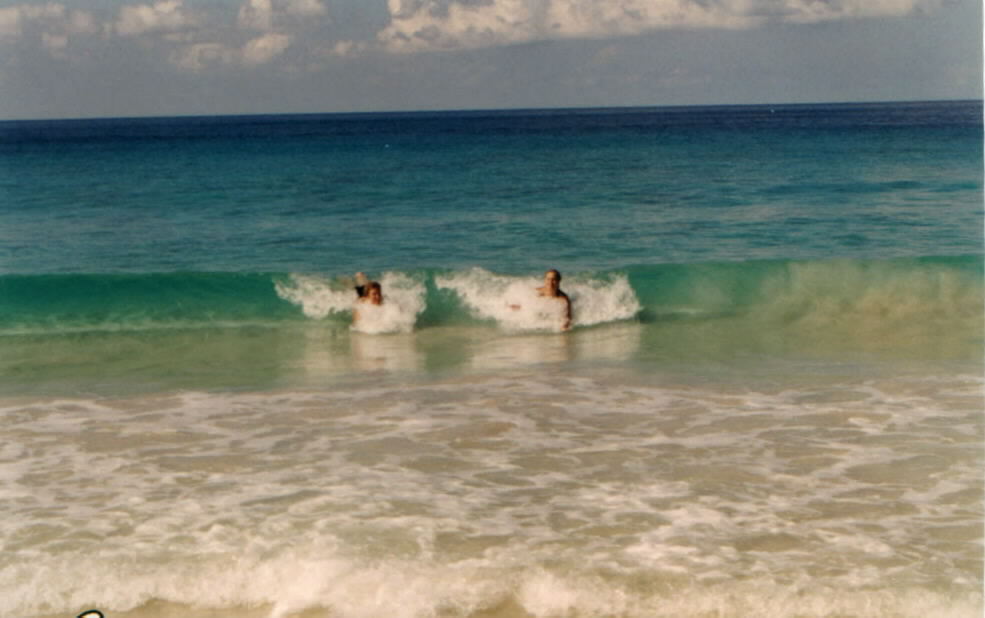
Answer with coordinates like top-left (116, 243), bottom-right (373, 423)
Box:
top-left (0, 0), bottom-right (981, 119)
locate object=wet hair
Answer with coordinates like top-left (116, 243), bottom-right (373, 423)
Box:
top-left (546, 269), bottom-right (561, 281)
top-left (366, 282), bottom-right (382, 293)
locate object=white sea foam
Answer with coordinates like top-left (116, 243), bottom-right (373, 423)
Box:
top-left (436, 267), bottom-right (640, 332)
top-left (352, 272), bottom-right (427, 334)
top-left (8, 548), bottom-right (983, 618)
top-left (275, 272), bottom-right (426, 333)
top-left (274, 273), bottom-right (354, 319)
top-left (2, 371), bottom-right (981, 618)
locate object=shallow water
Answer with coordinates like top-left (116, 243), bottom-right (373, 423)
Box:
top-left (7, 368), bottom-right (983, 618)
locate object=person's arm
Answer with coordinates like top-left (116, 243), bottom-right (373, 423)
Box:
top-left (561, 295), bottom-right (572, 331)
top-left (354, 272), bottom-right (369, 297)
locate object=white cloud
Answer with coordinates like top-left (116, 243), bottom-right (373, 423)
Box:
top-left (116, 0), bottom-right (196, 36)
top-left (284, 0), bottom-right (328, 18)
top-left (778, 0), bottom-right (942, 23)
top-left (0, 7), bottom-right (27, 37)
top-left (331, 39), bottom-right (358, 57)
top-left (378, 0), bottom-right (537, 52)
top-left (0, 4), bottom-right (67, 37)
top-left (242, 32), bottom-right (292, 64)
top-left (16, 3), bottom-right (66, 21)
top-left (41, 31), bottom-right (67, 51)
top-left (170, 41), bottom-right (235, 70)
top-left (0, 3), bottom-right (98, 61)
top-left (377, 0), bottom-right (945, 52)
top-left (238, 0), bottom-right (274, 31)
top-left (66, 10), bottom-right (99, 35)
top-left (168, 0), bottom-right (329, 71)
top-left (238, 0), bottom-right (328, 31)
top-left (170, 32), bottom-right (295, 71)
top-left (324, 38), bottom-right (374, 59)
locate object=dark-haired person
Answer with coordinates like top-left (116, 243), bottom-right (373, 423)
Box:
top-left (353, 280), bottom-right (382, 324)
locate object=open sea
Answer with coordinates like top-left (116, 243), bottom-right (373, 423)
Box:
top-left (1, 100), bottom-right (982, 618)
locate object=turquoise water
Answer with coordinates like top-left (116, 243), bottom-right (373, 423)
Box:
top-left (2, 102), bottom-right (981, 275)
top-left (0, 256), bottom-right (981, 394)
top-left (1, 101), bottom-right (982, 389)
top-left (1, 101), bottom-right (982, 618)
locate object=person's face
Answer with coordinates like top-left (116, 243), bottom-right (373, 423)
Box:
top-left (544, 271), bottom-right (560, 291)
top-left (368, 287), bottom-right (383, 304)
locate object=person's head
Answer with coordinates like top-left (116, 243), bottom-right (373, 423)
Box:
top-left (365, 281), bottom-right (383, 305)
top-left (544, 269), bottom-right (562, 291)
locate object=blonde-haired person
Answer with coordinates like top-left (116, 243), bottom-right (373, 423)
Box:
top-left (538, 269), bottom-right (571, 331)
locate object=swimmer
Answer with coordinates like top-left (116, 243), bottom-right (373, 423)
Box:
top-left (510, 268), bottom-right (572, 331)
top-left (353, 280), bottom-right (382, 324)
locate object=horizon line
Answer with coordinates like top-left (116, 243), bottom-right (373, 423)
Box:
top-left (2, 97), bottom-right (981, 124)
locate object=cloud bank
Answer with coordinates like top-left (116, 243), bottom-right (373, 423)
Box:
top-left (0, 0), bottom-right (949, 72)
top-left (0, 3), bottom-right (97, 39)
top-left (116, 0), bottom-right (198, 36)
top-left (377, 0), bottom-right (945, 52)
top-left (377, 0), bottom-right (940, 52)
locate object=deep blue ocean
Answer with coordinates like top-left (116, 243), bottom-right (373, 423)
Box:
top-left (1, 101), bottom-right (982, 618)
top-left (2, 101), bottom-right (981, 275)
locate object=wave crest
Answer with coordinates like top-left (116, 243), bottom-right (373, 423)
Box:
top-left (436, 267), bottom-right (640, 332)
top-left (276, 272), bottom-right (427, 334)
